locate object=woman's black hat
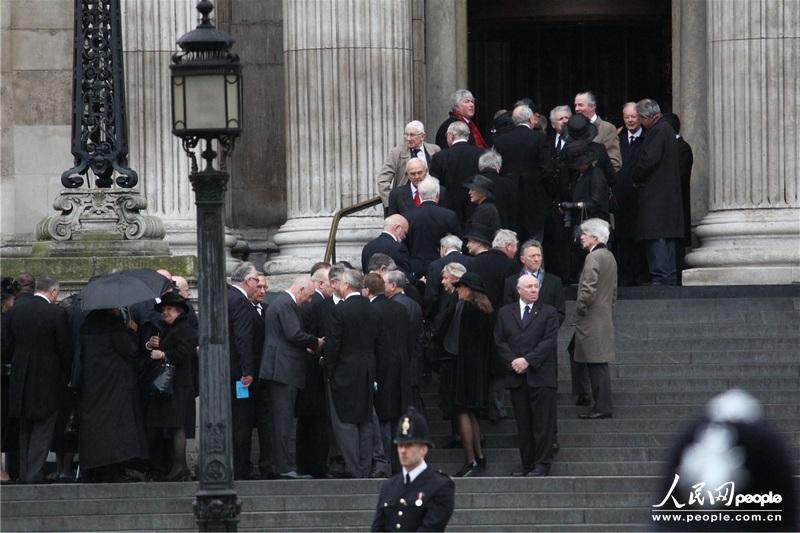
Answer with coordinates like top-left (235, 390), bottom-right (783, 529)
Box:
top-left (154, 291), bottom-right (190, 314)
top-left (566, 114), bottom-right (598, 141)
top-left (463, 174), bottom-right (495, 200)
top-left (454, 271), bottom-right (488, 295)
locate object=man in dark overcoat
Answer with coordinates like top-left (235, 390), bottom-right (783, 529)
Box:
top-left (323, 269), bottom-right (382, 478)
top-left (7, 276), bottom-right (71, 483)
top-left (296, 264), bottom-right (333, 477)
top-left (492, 105), bottom-right (546, 242)
top-left (371, 409), bottom-right (455, 531)
top-left (404, 177), bottom-right (460, 279)
top-left (260, 275), bottom-right (322, 479)
top-left (430, 121), bottom-right (485, 230)
top-left (614, 102), bottom-right (650, 286)
top-left (494, 275), bottom-right (560, 477)
top-left (361, 215), bottom-right (412, 276)
top-left (363, 273), bottom-right (411, 474)
top-left (384, 270), bottom-right (424, 410)
top-left (630, 98), bottom-right (684, 286)
top-left (227, 261), bottom-right (262, 479)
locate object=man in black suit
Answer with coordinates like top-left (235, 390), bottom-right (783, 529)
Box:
top-left (423, 234), bottom-right (471, 318)
top-left (615, 102), bottom-right (650, 286)
top-left (430, 121), bottom-right (485, 230)
top-left (361, 215), bottom-right (412, 276)
top-left (363, 273), bottom-right (410, 474)
top-left (662, 112), bottom-right (694, 283)
top-left (492, 105), bottom-right (547, 242)
top-left (227, 261), bottom-right (262, 479)
top-left (384, 270), bottom-right (424, 410)
top-left (387, 158), bottom-right (426, 217)
top-left (539, 105), bottom-right (572, 280)
top-left (631, 99), bottom-right (684, 286)
top-left (494, 275), bottom-right (560, 477)
top-left (404, 177), bottom-right (460, 279)
top-left (503, 239), bottom-right (565, 325)
top-left (323, 269), bottom-right (382, 478)
top-left (260, 275), bottom-right (323, 479)
top-left (7, 276), bottom-right (71, 483)
top-left (296, 263), bottom-right (333, 478)
top-left (249, 272), bottom-right (275, 479)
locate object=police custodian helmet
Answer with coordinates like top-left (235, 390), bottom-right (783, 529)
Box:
top-left (393, 408), bottom-right (435, 447)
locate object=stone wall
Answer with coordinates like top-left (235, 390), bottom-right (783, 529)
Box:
top-left (1, 0), bottom-right (73, 249)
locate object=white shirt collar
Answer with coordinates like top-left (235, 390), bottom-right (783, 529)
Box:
top-left (332, 294), bottom-right (342, 305)
top-left (590, 243), bottom-right (600, 252)
top-left (34, 293), bottom-right (51, 304)
top-left (369, 295), bottom-right (378, 302)
top-left (519, 299), bottom-right (534, 318)
top-left (344, 291), bottom-right (360, 300)
top-left (452, 138), bottom-right (468, 145)
top-left (233, 284), bottom-right (249, 300)
top-left (403, 460), bottom-right (428, 484)
top-left (628, 127), bottom-right (642, 139)
top-left (255, 303), bottom-right (263, 316)
top-left (284, 290), bottom-right (297, 304)
top-left (589, 114), bottom-right (598, 124)
top-left (381, 230), bottom-right (399, 243)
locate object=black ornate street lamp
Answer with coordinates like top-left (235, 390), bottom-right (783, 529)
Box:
top-left (170, 1), bottom-right (242, 530)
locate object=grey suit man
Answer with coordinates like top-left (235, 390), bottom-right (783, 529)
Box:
top-left (574, 91), bottom-right (622, 172)
top-left (259, 276), bottom-right (322, 478)
top-left (376, 120), bottom-right (441, 208)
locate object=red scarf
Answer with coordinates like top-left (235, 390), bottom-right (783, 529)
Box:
top-left (452, 112), bottom-right (488, 148)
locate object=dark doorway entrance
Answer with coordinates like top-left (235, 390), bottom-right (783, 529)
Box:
top-left (468, 0), bottom-right (671, 131)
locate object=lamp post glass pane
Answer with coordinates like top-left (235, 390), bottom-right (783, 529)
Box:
top-left (185, 74), bottom-right (227, 130)
top-left (172, 76), bottom-right (185, 131)
top-left (225, 74), bottom-right (240, 129)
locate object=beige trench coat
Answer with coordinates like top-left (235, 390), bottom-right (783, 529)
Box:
top-left (574, 245), bottom-right (617, 363)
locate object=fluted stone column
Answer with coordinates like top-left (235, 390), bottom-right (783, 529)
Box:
top-left (267, 0), bottom-right (413, 279)
top-left (671, 0), bottom-right (709, 227)
top-left (122, 0), bottom-right (239, 269)
top-left (683, 0), bottom-right (800, 285)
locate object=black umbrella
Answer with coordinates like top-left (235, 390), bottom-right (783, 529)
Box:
top-left (80, 269), bottom-right (172, 312)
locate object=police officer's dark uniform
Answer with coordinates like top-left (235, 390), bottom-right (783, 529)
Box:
top-left (371, 409), bottom-right (455, 532)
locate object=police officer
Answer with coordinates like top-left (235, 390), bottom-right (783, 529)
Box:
top-left (371, 408), bottom-right (455, 532)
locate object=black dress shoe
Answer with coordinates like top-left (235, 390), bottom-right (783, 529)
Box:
top-left (527, 465), bottom-right (550, 477)
top-left (511, 469), bottom-right (532, 477)
top-left (579, 411), bottom-right (612, 419)
top-left (575, 394), bottom-right (591, 406)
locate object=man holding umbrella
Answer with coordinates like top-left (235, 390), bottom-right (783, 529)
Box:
top-left (371, 408), bottom-right (455, 531)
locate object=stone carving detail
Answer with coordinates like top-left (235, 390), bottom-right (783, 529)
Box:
top-left (193, 494), bottom-right (241, 524)
top-left (63, 0), bottom-right (137, 189)
top-left (202, 459), bottom-right (228, 482)
top-left (36, 189), bottom-right (165, 241)
top-left (205, 421), bottom-right (225, 455)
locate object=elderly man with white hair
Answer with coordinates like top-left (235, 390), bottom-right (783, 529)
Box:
top-left (404, 177), bottom-right (460, 278)
top-left (259, 275), bottom-right (324, 479)
top-left (376, 120), bottom-right (441, 210)
top-left (573, 218), bottom-right (617, 420)
top-left (361, 215), bottom-right (412, 276)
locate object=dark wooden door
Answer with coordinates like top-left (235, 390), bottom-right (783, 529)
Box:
top-left (468, 0), bottom-right (671, 131)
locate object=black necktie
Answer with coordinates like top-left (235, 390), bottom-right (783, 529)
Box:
top-left (522, 305), bottom-right (531, 324)
top-left (411, 148), bottom-right (421, 157)
top-left (405, 473), bottom-right (411, 485)
top-left (629, 135), bottom-right (635, 145)
top-left (556, 135), bottom-right (563, 153)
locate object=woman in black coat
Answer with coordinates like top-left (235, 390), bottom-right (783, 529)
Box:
top-left (463, 174), bottom-right (501, 238)
top-left (439, 272), bottom-right (494, 477)
top-left (79, 308), bottom-right (148, 481)
top-left (145, 292), bottom-right (197, 481)
top-left (559, 141), bottom-right (610, 282)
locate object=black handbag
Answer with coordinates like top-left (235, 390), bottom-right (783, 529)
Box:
top-left (148, 360), bottom-right (175, 397)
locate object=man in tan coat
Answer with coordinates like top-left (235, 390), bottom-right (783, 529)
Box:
top-left (574, 91), bottom-right (622, 172)
top-left (376, 121), bottom-right (441, 209)
top-left (574, 218), bottom-right (617, 419)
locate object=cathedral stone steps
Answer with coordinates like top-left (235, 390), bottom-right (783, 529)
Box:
top-left (1, 290), bottom-right (798, 531)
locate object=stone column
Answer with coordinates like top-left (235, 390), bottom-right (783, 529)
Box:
top-left (121, 0), bottom-right (198, 257)
top-left (122, 0), bottom-right (239, 271)
top-left (671, 0), bottom-right (709, 227)
top-left (683, 0), bottom-right (800, 285)
top-left (424, 0), bottom-right (467, 131)
top-left (267, 0), bottom-right (413, 281)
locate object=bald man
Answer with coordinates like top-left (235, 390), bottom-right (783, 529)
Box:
top-left (361, 215), bottom-right (412, 276)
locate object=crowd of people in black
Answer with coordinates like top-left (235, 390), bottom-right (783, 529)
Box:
top-left (0, 88), bottom-right (690, 485)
